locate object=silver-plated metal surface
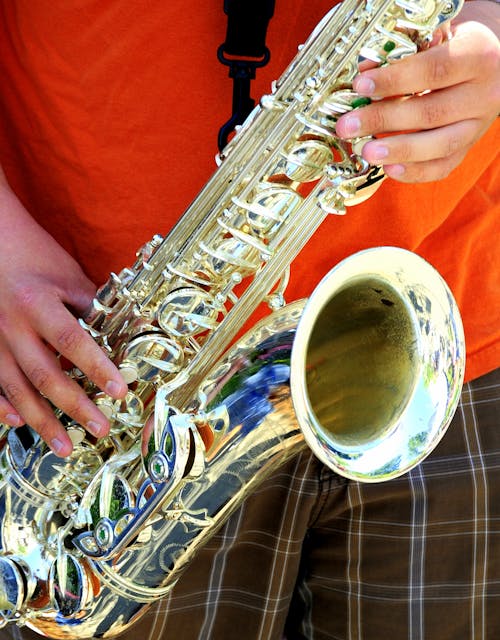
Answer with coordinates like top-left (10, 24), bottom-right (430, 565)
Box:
top-left (0, 0), bottom-right (464, 637)
top-left (1, 304), bottom-right (306, 638)
top-left (291, 247), bottom-right (464, 481)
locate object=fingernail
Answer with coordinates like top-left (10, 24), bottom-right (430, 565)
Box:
top-left (341, 115), bottom-right (361, 137)
top-left (86, 420), bottom-right (106, 437)
top-left (6, 413), bottom-right (23, 426)
top-left (105, 380), bottom-right (123, 397)
top-left (354, 76), bottom-right (376, 96)
top-left (50, 437), bottom-right (68, 456)
top-left (385, 164), bottom-right (406, 177)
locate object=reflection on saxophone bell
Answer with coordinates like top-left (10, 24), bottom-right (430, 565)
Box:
top-left (0, 0), bottom-right (464, 637)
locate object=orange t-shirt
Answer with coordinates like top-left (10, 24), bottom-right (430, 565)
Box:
top-left (0, 1), bottom-right (498, 382)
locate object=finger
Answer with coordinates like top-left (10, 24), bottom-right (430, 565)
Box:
top-left (360, 119), bottom-right (481, 166)
top-left (339, 79), bottom-right (490, 139)
top-left (351, 32), bottom-right (480, 99)
top-left (9, 331), bottom-right (113, 433)
top-left (0, 394), bottom-right (23, 426)
top-left (0, 351), bottom-right (74, 457)
top-left (0, 335), bottom-right (114, 455)
top-left (381, 148), bottom-right (469, 184)
top-left (33, 301), bottom-right (127, 400)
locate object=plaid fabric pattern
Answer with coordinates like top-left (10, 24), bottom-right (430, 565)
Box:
top-left (3, 367), bottom-right (499, 640)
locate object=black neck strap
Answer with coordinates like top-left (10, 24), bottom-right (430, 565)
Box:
top-left (217, 0), bottom-right (275, 152)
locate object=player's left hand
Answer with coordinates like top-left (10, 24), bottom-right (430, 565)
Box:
top-left (335, 1), bottom-right (500, 183)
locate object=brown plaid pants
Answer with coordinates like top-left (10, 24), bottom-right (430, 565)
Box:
top-left (4, 367), bottom-right (500, 640)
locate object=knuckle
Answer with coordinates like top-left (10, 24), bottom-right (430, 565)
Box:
top-left (366, 105), bottom-right (387, 132)
top-left (407, 158), bottom-right (455, 184)
top-left (55, 325), bottom-right (84, 355)
top-left (394, 139), bottom-right (413, 163)
top-left (377, 67), bottom-right (400, 96)
top-left (11, 282), bottom-right (39, 312)
top-left (408, 168), bottom-right (428, 184)
top-left (27, 365), bottom-right (51, 392)
top-left (85, 359), bottom-right (107, 386)
top-left (435, 165), bottom-right (452, 181)
top-left (420, 98), bottom-right (447, 128)
top-left (64, 394), bottom-right (89, 423)
top-left (426, 56), bottom-right (451, 86)
top-left (65, 405), bottom-right (86, 426)
top-left (442, 153), bottom-right (463, 179)
top-left (3, 381), bottom-right (23, 405)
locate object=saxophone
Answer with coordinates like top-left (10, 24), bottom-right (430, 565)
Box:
top-left (0, 0), bottom-right (465, 637)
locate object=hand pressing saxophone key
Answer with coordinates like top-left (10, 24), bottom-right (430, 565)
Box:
top-left (0, 169), bottom-right (128, 457)
top-left (336, 1), bottom-right (500, 183)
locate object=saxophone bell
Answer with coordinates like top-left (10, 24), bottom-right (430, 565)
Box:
top-left (291, 246), bottom-right (465, 481)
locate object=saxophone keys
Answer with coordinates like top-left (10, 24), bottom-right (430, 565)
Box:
top-left (119, 334), bottom-right (184, 383)
top-left (94, 393), bottom-right (115, 419)
top-left (157, 288), bottom-right (220, 338)
top-left (235, 186), bottom-right (302, 235)
top-left (112, 391), bottom-right (145, 429)
top-left (147, 451), bottom-right (171, 483)
top-left (282, 139), bottom-right (334, 182)
top-left (93, 390), bottom-right (145, 430)
top-left (66, 426), bottom-right (86, 446)
top-left (317, 188), bottom-right (347, 215)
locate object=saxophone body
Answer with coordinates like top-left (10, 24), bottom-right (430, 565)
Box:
top-left (0, 1), bottom-right (465, 637)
